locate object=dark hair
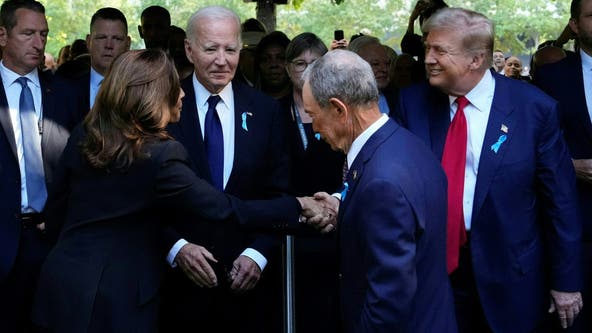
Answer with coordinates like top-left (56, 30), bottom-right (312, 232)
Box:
top-left (69, 39), bottom-right (88, 59)
top-left (0, 0), bottom-right (45, 31)
top-left (242, 18), bottom-right (266, 33)
top-left (419, 0), bottom-right (448, 25)
top-left (256, 31), bottom-right (290, 55)
top-left (90, 7), bottom-right (128, 33)
top-left (571, 0), bottom-right (582, 19)
top-left (285, 32), bottom-right (328, 63)
top-left (82, 49), bottom-right (180, 169)
top-left (141, 5), bottom-right (170, 25)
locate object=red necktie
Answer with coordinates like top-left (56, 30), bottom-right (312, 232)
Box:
top-left (442, 96), bottom-right (469, 274)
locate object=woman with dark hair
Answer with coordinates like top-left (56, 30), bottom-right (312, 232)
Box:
top-left (279, 32), bottom-right (344, 333)
top-left (31, 49), bottom-right (323, 333)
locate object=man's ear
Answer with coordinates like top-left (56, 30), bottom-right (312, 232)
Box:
top-left (184, 39), bottom-right (195, 65)
top-left (569, 18), bottom-right (579, 36)
top-left (469, 52), bottom-right (486, 71)
top-left (125, 36), bottom-right (131, 51)
top-left (328, 97), bottom-right (348, 121)
top-left (0, 27), bottom-right (8, 48)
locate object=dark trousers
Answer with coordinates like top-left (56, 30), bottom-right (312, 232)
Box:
top-left (450, 243), bottom-right (493, 333)
top-left (160, 267), bottom-right (275, 333)
top-left (0, 228), bottom-right (51, 333)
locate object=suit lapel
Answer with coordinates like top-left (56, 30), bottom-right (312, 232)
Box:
top-left (179, 76), bottom-right (212, 180)
top-left (0, 75), bottom-right (17, 158)
top-left (225, 83), bottom-right (253, 191)
top-left (472, 76), bottom-right (516, 220)
top-left (40, 71), bottom-right (52, 160)
top-left (338, 119), bottom-right (398, 221)
top-left (427, 87), bottom-right (451, 160)
top-left (570, 54), bottom-right (592, 139)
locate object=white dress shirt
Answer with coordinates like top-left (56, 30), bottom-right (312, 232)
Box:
top-left (89, 67), bottom-right (104, 109)
top-left (580, 49), bottom-right (592, 123)
top-left (447, 69), bottom-right (495, 231)
top-left (0, 61), bottom-right (44, 213)
top-left (167, 74), bottom-right (267, 271)
top-left (347, 113), bottom-right (389, 170)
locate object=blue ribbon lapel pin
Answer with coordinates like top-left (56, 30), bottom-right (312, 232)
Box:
top-left (241, 112), bottom-right (252, 131)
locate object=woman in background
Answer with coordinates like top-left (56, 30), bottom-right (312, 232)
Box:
top-left (279, 32), bottom-right (344, 333)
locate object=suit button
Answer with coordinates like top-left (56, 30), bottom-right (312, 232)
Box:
top-left (338, 273), bottom-right (343, 280)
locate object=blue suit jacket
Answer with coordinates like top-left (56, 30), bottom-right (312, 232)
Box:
top-left (0, 71), bottom-right (84, 280)
top-left (339, 118), bottom-right (457, 333)
top-left (165, 76), bottom-right (290, 264)
top-left (395, 74), bottom-right (582, 332)
top-left (534, 54), bottom-right (592, 240)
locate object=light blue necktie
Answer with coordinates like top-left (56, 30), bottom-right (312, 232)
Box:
top-left (205, 95), bottom-right (224, 191)
top-left (17, 77), bottom-right (47, 212)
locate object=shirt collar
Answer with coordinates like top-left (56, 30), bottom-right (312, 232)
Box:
top-left (448, 69), bottom-right (495, 112)
top-left (192, 73), bottom-right (233, 109)
top-left (580, 49), bottom-right (592, 72)
top-left (90, 67), bottom-right (104, 88)
top-left (0, 60), bottom-right (40, 89)
top-left (347, 113), bottom-right (389, 169)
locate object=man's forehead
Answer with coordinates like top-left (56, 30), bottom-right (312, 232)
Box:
top-left (91, 19), bottom-right (127, 33)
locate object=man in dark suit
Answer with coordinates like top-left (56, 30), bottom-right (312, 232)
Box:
top-left (0, 1), bottom-right (83, 331)
top-left (159, 6), bottom-right (290, 333)
top-left (534, 1), bottom-right (592, 331)
top-left (395, 7), bottom-right (583, 333)
top-left (56, 8), bottom-right (130, 111)
top-left (303, 49), bottom-right (457, 333)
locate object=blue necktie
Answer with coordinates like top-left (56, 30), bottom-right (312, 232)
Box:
top-left (17, 77), bottom-right (47, 212)
top-left (205, 95), bottom-right (224, 191)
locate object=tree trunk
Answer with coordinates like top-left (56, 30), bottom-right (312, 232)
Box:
top-left (256, 0), bottom-right (277, 32)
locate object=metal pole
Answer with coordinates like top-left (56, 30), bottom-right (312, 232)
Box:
top-left (283, 235), bottom-right (296, 333)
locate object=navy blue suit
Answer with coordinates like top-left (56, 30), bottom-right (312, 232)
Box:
top-left (339, 118), bottom-right (457, 333)
top-left (0, 70), bottom-right (85, 331)
top-left (535, 54), bottom-right (592, 332)
top-left (396, 74), bottom-right (582, 333)
top-left (161, 76), bottom-right (290, 332)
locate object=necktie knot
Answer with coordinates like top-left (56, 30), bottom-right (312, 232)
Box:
top-left (455, 96), bottom-right (469, 111)
top-left (207, 95), bottom-right (221, 110)
top-left (16, 77), bottom-right (29, 88)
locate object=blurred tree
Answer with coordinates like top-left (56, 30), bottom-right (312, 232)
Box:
top-left (40, 0), bottom-right (571, 64)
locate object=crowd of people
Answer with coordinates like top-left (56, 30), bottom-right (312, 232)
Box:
top-left (0, 0), bottom-right (590, 333)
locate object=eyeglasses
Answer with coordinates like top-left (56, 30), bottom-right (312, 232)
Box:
top-left (289, 59), bottom-right (317, 73)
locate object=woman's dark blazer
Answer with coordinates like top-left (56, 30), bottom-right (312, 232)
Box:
top-left (32, 127), bottom-right (300, 333)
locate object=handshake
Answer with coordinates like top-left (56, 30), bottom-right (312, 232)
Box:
top-left (296, 192), bottom-right (340, 234)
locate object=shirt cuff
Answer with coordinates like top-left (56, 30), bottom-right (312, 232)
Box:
top-left (241, 248), bottom-right (268, 271)
top-left (332, 192), bottom-right (342, 200)
top-left (166, 238), bottom-right (189, 267)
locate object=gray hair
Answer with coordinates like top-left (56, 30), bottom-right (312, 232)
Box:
top-left (303, 49), bottom-right (378, 109)
top-left (348, 35), bottom-right (381, 54)
top-left (186, 6), bottom-right (241, 44)
top-left (422, 7), bottom-right (494, 71)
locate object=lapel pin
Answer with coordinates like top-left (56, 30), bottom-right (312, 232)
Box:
top-left (352, 170), bottom-right (358, 180)
top-left (501, 124), bottom-right (508, 133)
top-left (491, 134), bottom-right (507, 154)
top-left (241, 112), bottom-right (252, 131)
